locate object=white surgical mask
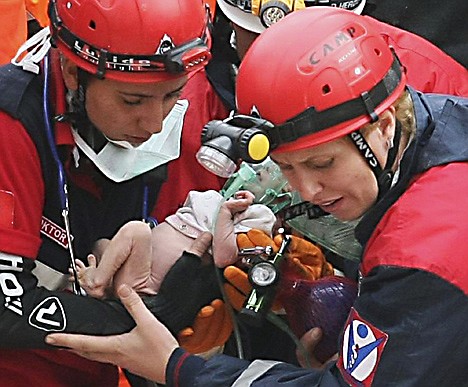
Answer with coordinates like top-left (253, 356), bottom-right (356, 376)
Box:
top-left (72, 99), bottom-right (189, 182)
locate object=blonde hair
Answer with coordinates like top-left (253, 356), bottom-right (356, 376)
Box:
top-left (363, 89), bottom-right (416, 137)
top-left (393, 89), bottom-right (416, 136)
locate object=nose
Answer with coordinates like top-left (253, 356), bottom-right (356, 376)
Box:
top-left (138, 100), bottom-right (165, 135)
top-left (290, 170), bottom-right (323, 203)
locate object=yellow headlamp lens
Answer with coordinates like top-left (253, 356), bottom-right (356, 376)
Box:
top-left (248, 133), bottom-right (270, 161)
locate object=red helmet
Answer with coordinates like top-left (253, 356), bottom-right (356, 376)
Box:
top-left (49, 0), bottom-right (211, 83)
top-left (236, 7), bottom-right (406, 153)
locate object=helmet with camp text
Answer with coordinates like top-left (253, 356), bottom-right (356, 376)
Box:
top-left (217, 0), bottom-right (366, 33)
top-left (48, 0), bottom-right (212, 83)
top-left (235, 7), bottom-right (406, 153)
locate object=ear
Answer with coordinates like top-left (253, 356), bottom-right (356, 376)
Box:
top-left (378, 106), bottom-right (396, 149)
top-left (60, 56), bottom-right (79, 90)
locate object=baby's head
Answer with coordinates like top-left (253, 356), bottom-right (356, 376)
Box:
top-left (164, 190), bottom-right (277, 268)
top-left (164, 190), bottom-right (274, 237)
top-left (149, 190), bottom-right (277, 291)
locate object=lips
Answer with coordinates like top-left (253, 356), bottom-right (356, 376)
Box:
top-left (127, 135), bottom-right (150, 144)
top-left (317, 197), bottom-right (342, 213)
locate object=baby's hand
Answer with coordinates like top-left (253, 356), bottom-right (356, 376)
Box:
top-left (223, 190), bottom-right (255, 213)
top-left (69, 255), bottom-right (109, 299)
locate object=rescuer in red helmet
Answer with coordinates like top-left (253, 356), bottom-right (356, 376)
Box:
top-left (46, 7), bottom-right (468, 387)
top-left (194, 0), bottom-right (468, 369)
top-left (209, 0), bottom-right (467, 312)
top-left (216, 0), bottom-right (466, 101)
top-left (0, 0), bottom-right (231, 385)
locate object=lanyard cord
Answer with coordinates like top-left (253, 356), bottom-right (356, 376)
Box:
top-left (142, 185), bottom-right (148, 221)
top-left (142, 183), bottom-right (159, 228)
top-left (43, 53), bottom-right (83, 296)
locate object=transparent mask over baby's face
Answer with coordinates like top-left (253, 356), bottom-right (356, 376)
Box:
top-left (220, 157), bottom-right (291, 212)
top-left (243, 161), bottom-right (288, 200)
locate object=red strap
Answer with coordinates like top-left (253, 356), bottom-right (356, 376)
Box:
top-left (0, 190), bottom-right (15, 229)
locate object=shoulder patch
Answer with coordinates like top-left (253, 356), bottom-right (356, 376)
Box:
top-left (0, 190), bottom-right (15, 228)
top-left (29, 296), bottom-right (67, 332)
top-left (40, 216), bottom-right (72, 249)
top-left (337, 307), bottom-right (388, 386)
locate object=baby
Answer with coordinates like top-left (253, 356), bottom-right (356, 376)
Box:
top-left (74, 190), bottom-right (276, 298)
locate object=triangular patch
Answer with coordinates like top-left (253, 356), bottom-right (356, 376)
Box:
top-left (29, 296), bottom-right (67, 332)
top-left (337, 307), bottom-right (388, 386)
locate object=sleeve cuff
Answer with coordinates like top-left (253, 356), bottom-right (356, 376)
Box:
top-left (166, 348), bottom-right (206, 387)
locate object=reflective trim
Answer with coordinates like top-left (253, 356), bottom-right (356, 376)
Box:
top-left (232, 360), bottom-right (281, 387)
top-left (0, 252), bottom-right (23, 272)
top-left (32, 260), bottom-right (69, 291)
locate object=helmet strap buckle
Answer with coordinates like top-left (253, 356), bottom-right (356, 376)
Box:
top-left (96, 49), bottom-right (108, 79)
top-left (361, 91), bottom-right (379, 123)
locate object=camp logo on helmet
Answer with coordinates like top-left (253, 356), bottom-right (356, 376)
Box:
top-left (308, 23), bottom-right (365, 65)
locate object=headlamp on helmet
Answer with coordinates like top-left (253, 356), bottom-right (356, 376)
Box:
top-left (196, 115), bottom-right (272, 177)
top-left (48, 0), bottom-right (212, 82)
top-left (197, 51), bottom-right (403, 177)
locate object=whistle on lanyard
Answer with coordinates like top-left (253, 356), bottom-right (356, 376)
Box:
top-left (238, 230), bottom-right (291, 326)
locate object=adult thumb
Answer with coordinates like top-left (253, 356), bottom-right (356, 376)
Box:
top-left (117, 284), bottom-right (152, 324)
top-left (186, 232), bottom-right (213, 258)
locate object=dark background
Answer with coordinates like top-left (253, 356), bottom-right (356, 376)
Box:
top-left (364, 0), bottom-right (468, 67)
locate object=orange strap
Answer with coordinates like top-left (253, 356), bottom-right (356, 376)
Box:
top-left (0, 0), bottom-right (27, 64)
top-left (118, 368), bottom-right (131, 387)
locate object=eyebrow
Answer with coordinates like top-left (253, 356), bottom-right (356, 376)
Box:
top-left (119, 92), bottom-right (152, 98)
top-left (119, 81), bottom-right (188, 99)
top-left (170, 81), bottom-right (188, 95)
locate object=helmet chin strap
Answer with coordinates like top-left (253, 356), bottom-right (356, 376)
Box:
top-left (56, 68), bottom-right (107, 152)
top-left (348, 121), bottom-right (402, 200)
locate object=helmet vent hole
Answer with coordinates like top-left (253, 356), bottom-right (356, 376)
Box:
top-left (322, 84), bottom-right (331, 95)
top-left (374, 48), bottom-right (382, 56)
top-left (89, 20), bottom-right (97, 30)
